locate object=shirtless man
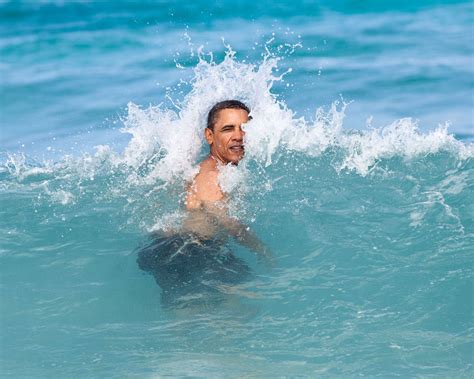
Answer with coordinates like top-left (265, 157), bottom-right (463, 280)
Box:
top-left (137, 100), bottom-right (274, 307)
top-left (184, 100), bottom-right (275, 266)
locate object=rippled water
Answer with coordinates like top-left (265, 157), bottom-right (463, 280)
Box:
top-left (1, 1), bottom-right (473, 377)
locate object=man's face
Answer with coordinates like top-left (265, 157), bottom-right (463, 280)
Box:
top-left (205, 108), bottom-right (249, 165)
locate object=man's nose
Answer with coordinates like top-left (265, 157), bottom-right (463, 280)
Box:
top-left (233, 126), bottom-right (245, 140)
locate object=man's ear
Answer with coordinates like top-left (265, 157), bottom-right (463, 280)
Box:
top-left (205, 128), bottom-right (214, 145)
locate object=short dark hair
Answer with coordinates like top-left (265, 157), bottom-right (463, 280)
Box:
top-left (207, 100), bottom-right (250, 130)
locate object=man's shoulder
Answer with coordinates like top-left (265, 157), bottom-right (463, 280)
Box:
top-left (193, 166), bottom-right (219, 192)
top-left (188, 158), bottom-right (223, 203)
top-left (195, 157), bottom-right (218, 182)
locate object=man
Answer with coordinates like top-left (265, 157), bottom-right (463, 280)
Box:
top-left (185, 100), bottom-right (249, 210)
top-left (137, 100), bottom-right (274, 308)
top-left (184, 100), bottom-right (274, 265)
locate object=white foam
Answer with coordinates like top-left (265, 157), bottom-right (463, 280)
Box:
top-left (115, 49), bottom-right (472, 186)
top-left (46, 188), bottom-right (75, 205)
top-left (12, 49), bottom-right (470, 185)
top-left (2, 49), bottom-right (472, 229)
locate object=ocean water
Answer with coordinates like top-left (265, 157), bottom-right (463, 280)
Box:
top-left (1, 0), bottom-right (473, 377)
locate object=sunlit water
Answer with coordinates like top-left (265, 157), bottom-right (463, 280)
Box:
top-left (1, 1), bottom-right (473, 377)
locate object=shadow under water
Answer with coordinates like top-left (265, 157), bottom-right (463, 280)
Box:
top-left (136, 233), bottom-right (253, 309)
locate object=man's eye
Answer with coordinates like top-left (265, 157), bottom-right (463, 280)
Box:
top-left (222, 126), bottom-right (233, 131)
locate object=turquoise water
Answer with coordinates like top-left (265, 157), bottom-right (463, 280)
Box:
top-left (1, 1), bottom-right (473, 377)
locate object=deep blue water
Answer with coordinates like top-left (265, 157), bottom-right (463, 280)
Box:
top-left (1, 1), bottom-right (473, 377)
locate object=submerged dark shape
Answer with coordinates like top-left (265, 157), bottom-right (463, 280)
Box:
top-left (136, 233), bottom-right (252, 308)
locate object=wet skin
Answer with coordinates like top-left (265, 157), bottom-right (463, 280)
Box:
top-left (182, 107), bottom-right (275, 266)
top-left (205, 108), bottom-right (248, 165)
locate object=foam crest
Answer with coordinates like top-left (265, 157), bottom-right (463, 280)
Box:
top-left (5, 49), bottom-right (469, 188)
top-left (117, 49), bottom-right (286, 186)
top-left (1, 49), bottom-right (472, 229)
top-left (2, 153), bottom-right (54, 181)
top-left (335, 119), bottom-right (472, 175)
top-left (245, 93), bottom-right (471, 177)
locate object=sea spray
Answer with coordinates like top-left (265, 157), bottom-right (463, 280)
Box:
top-left (1, 50), bottom-right (472, 233)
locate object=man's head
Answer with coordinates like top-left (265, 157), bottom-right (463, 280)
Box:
top-left (205, 100), bottom-right (251, 165)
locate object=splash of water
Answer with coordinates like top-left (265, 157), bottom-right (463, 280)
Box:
top-left (1, 49), bottom-right (472, 231)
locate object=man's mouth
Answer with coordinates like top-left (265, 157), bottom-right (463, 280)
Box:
top-left (229, 144), bottom-right (244, 153)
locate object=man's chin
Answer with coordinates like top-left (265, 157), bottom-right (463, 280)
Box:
top-left (218, 151), bottom-right (244, 165)
top-left (230, 154), bottom-right (244, 165)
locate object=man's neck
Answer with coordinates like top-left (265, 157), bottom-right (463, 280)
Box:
top-left (209, 153), bottom-right (224, 166)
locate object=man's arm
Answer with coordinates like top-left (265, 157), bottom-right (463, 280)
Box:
top-left (222, 216), bottom-right (276, 267)
top-left (205, 203), bottom-right (276, 267)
